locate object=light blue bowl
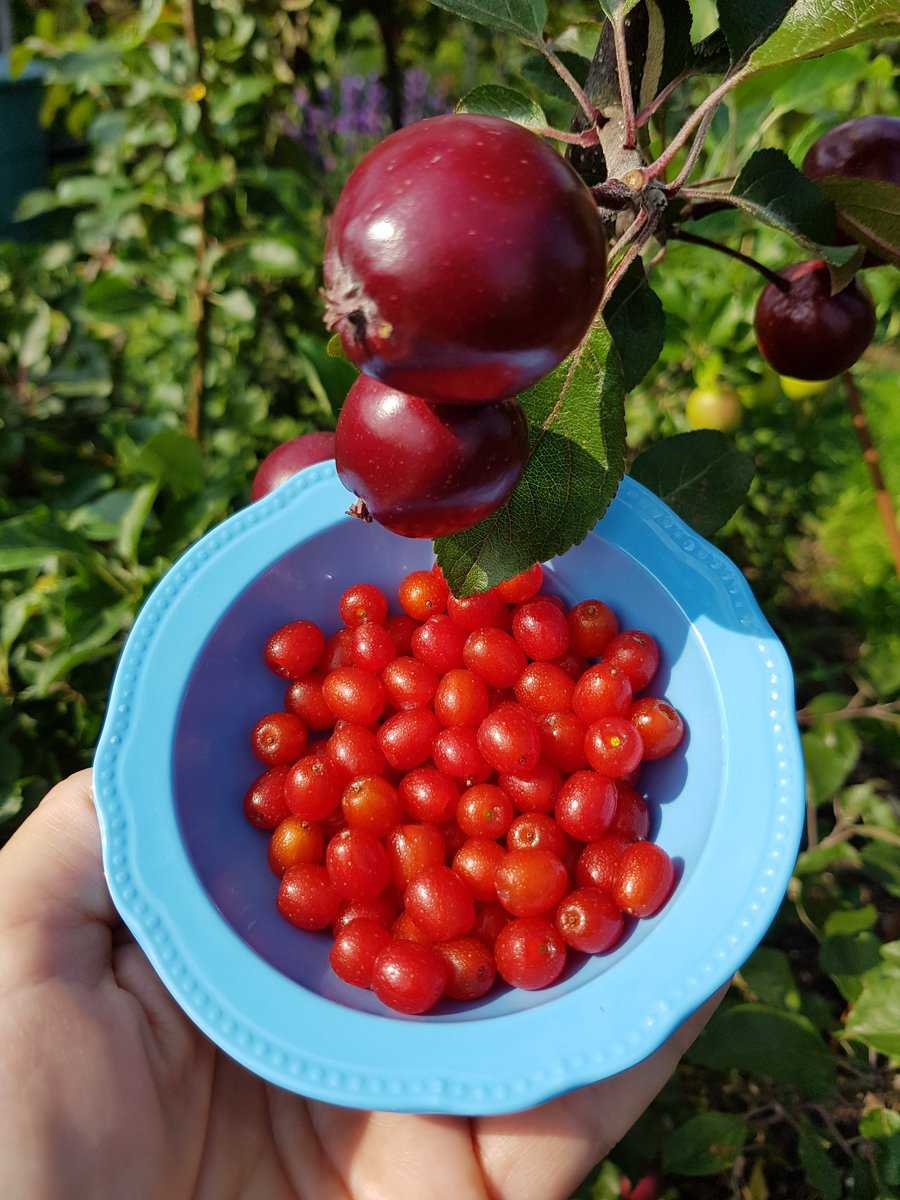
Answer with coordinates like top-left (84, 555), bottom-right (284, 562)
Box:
top-left (93, 465), bottom-right (803, 1115)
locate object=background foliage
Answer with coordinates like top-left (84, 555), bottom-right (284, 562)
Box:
top-left (1, 2), bottom-right (898, 1196)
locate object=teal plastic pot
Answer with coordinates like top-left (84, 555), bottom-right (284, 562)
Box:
top-left (0, 54), bottom-right (47, 240)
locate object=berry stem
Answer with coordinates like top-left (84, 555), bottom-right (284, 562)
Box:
top-left (645, 68), bottom-right (748, 182)
top-left (635, 72), bottom-right (686, 129)
top-left (668, 230), bottom-right (789, 292)
top-left (536, 40), bottom-right (603, 129)
top-left (843, 371), bottom-right (900, 579)
top-left (611, 15), bottom-right (637, 149)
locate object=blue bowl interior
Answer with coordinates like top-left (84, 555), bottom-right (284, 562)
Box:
top-left (174, 515), bottom-right (723, 1020)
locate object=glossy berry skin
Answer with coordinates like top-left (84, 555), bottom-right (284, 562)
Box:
top-left (473, 901), bottom-right (509, 947)
top-left (496, 563), bottom-right (543, 604)
top-left (371, 940), bottom-right (448, 1014)
top-left (432, 727), bottom-right (492, 783)
top-left (494, 917), bottom-right (566, 990)
top-left (385, 823), bottom-right (446, 890)
top-left (324, 114), bottom-right (607, 404)
top-left (435, 937), bottom-right (496, 1001)
top-left (514, 662), bottom-right (574, 717)
top-left (612, 782), bottom-right (650, 841)
top-left (392, 911), bottom-right (432, 943)
top-left (539, 711), bottom-right (588, 773)
top-left (440, 820), bottom-right (468, 860)
top-left (585, 718), bottom-right (644, 779)
top-left (400, 767), bottom-right (460, 824)
top-left (329, 918), bottom-right (392, 989)
top-left (556, 771), bottom-right (617, 841)
top-left (556, 887), bottom-right (624, 954)
top-left (277, 864), bottom-right (341, 931)
top-left (264, 621), bottom-right (325, 680)
top-left (457, 783), bottom-right (514, 839)
top-left (251, 432), bottom-right (336, 501)
top-left (322, 667), bottom-right (386, 725)
top-left (284, 754), bottom-right (344, 821)
top-left (434, 668), bottom-right (490, 728)
top-left (336, 377), bottom-right (528, 538)
top-left (447, 591), bottom-right (507, 632)
top-left (411, 615), bottom-right (467, 673)
top-left (754, 260), bottom-right (875, 381)
top-left (342, 776), bottom-right (403, 838)
top-left (567, 599), bottom-right (618, 658)
top-left (250, 712), bottom-right (309, 766)
top-left (495, 848), bottom-right (568, 917)
top-left (477, 702), bottom-right (541, 774)
top-left (405, 864), bottom-right (476, 942)
top-left (321, 628), bottom-right (354, 673)
top-left (615, 842), bottom-right (675, 917)
top-left (284, 674), bottom-right (333, 732)
top-left (326, 723), bottom-right (387, 780)
top-left (382, 656), bottom-right (439, 711)
top-left (630, 697), bottom-right (684, 760)
top-left (512, 599), bottom-right (571, 661)
top-left (326, 828), bottom-right (391, 900)
top-left (268, 817), bottom-right (325, 875)
top-left (243, 766), bottom-right (291, 830)
top-left (463, 627), bottom-right (527, 689)
top-left (605, 630), bottom-right (660, 692)
top-left (572, 662), bottom-right (633, 723)
top-left (333, 891), bottom-right (400, 934)
top-left (452, 838), bottom-right (505, 902)
top-left (553, 652), bottom-right (587, 681)
top-left (507, 812), bottom-right (568, 859)
top-left (398, 568), bottom-right (449, 620)
top-left (575, 834), bottom-right (633, 892)
top-left (499, 762), bottom-right (562, 813)
top-left (349, 622), bottom-right (396, 673)
top-left (386, 614), bottom-right (417, 655)
top-left (339, 582), bottom-right (389, 627)
top-left (378, 707), bottom-right (441, 770)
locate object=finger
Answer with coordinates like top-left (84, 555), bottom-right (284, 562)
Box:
top-left (475, 986), bottom-right (727, 1200)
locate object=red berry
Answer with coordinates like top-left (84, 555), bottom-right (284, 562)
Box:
top-left (321, 628), bottom-right (354, 672)
top-left (495, 848), bottom-right (568, 917)
top-left (392, 911), bottom-right (432, 943)
top-left (333, 891), bottom-right (400, 935)
top-left (440, 820), bottom-right (469, 860)
top-left (498, 762), bottom-right (562, 813)
top-left (630, 697), bottom-right (684, 760)
top-left (386, 614), bottom-right (418, 655)
top-left (381, 656), bottom-right (439, 710)
top-left (277, 864), bottom-right (341, 930)
top-left (405, 864), bottom-right (476, 942)
top-left (378, 707), bottom-right (441, 770)
top-left (434, 668), bottom-right (490, 728)
top-left (575, 834), bottom-right (632, 892)
top-left (268, 817), bottom-right (325, 875)
top-left (556, 771), bottom-right (617, 841)
top-left (251, 432), bottom-right (335, 501)
top-left (432, 726), bottom-right (492, 783)
top-left (329, 917), bottom-right (392, 989)
top-left (507, 812), bottom-right (568, 859)
top-left (447, 591), bottom-right (507, 632)
top-left (553, 651), bottom-right (588, 680)
top-left (399, 767), bottom-right (460, 824)
top-left (494, 917), bottom-right (566, 990)
top-left (452, 838), bottom-right (504, 902)
top-left (434, 937), bottom-right (496, 1001)
top-left (556, 887), bottom-right (624, 953)
top-left (754, 260), bottom-right (875, 381)
top-left (335, 378), bottom-right (528, 537)
top-left (457, 783), bottom-right (514, 839)
top-left (284, 754), bottom-right (344, 821)
top-left (243, 766), bottom-right (291, 829)
top-left (615, 842), bottom-right (675, 917)
top-left (585, 717), bottom-right (644, 779)
top-left (326, 828), bottom-right (390, 900)
top-left (411, 614), bottom-right (467, 673)
top-left (339, 582), bottom-right (389, 627)
top-left (326, 722), bottom-right (387, 779)
top-left (398, 568), bottom-right (449, 621)
top-left (264, 621), bottom-right (326, 680)
top-left (385, 823), bottom-right (446, 890)
top-left (572, 662), bottom-right (633, 723)
top-left (496, 563), bottom-right (544, 604)
top-left (371, 940), bottom-right (448, 1014)
top-left (512, 599), bottom-right (571, 661)
top-left (514, 662), bottom-right (575, 716)
top-left (324, 113), bottom-right (607, 404)
top-left (612, 782), bottom-right (650, 841)
top-left (463, 627), bottom-right (527, 689)
top-left (476, 702), bottom-right (541, 774)
top-left (473, 901), bottom-right (508, 946)
top-left (349, 622), bottom-right (396, 673)
top-left (322, 667), bottom-right (386, 724)
top-left (605, 630), bottom-right (660, 692)
top-left (342, 776), bottom-right (403, 837)
top-left (567, 599), bottom-right (618, 658)
top-left (539, 711), bottom-right (588, 773)
top-left (285, 674), bottom-right (334, 732)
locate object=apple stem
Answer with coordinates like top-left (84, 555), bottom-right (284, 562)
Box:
top-left (668, 230), bottom-right (789, 292)
top-left (611, 15), bottom-right (637, 149)
top-left (663, 105), bottom-right (717, 193)
top-left (843, 371), bottom-right (900, 579)
top-left (536, 41), bottom-right (604, 130)
top-left (635, 73), bottom-right (686, 129)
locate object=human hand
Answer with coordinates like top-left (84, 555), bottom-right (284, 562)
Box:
top-left (0, 772), bottom-right (722, 1200)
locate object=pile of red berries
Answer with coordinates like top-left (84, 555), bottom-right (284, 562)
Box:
top-left (243, 563), bottom-right (683, 1015)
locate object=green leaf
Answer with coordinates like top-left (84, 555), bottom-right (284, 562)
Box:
top-left (598, 0), bottom-right (642, 19)
top-left (641, 0), bottom-right (694, 103)
top-left (116, 481), bottom-right (159, 562)
top-left (820, 932), bottom-right (882, 1001)
top-left (435, 326), bottom-right (627, 596)
top-left (859, 1109), bottom-right (900, 1189)
top-left (521, 51), bottom-right (590, 104)
top-left (802, 720), bottom-right (861, 805)
top-left (662, 1112), bottom-right (747, 1176)
top-left (689, 1004), bottom-right (835, 1098)
top-left (742, 946), bottom-right (801, 1010)
top-left (794, 841), bottom-right (861, 876)
top-left (0, 511), bottom-right (92, 572)
top-left (456, 85), bottom-right (546, 129)
top-left (248, 238), bottom-right (302, 276)
top-left (845, 942), bottom-right (900, 1062)
top-left (603, 259), bottom-right (665, 392)
top-left (716, 0), bottom-right (792, 63)
top-left (860, 840), bottom-right (900, 899)
top-left (629, 430), bottom-right (755, 537)
top-left (29, 601), bottom-right (134, 696)
top-left (748, 0), bottom-right (900, 75)
top-left (796, 1118), bottom-right (842, 1200)
top-left (82, 275), bottom-right (153, 321)
top-left (326, 334), bottom-right (346, 360)
top-left (824, 904), bottom-right (878, 936)
top-left (212, 288), bottom-right (256, 322)
top-left (817, 177), bottom-right (900, 268)
top-left (19, 304), bottom-right (53, 370)
top-left (426, 0), bottom-right (546, 39)
top-left (134, 430), bottom-right (204, 499)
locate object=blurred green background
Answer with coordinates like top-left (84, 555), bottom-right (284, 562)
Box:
top-left (0, 3), bottom-right (898, 1197)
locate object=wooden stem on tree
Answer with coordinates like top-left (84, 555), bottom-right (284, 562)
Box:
top-left (843, 372), bottom-right (900, 578)
top-left (184, 0), bottom-right (211, 442)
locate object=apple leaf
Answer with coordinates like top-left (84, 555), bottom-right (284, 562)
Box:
top-left (663, 1112), bottom-right (748, 1176)
top-left (426, 0), bottom-right (546, 39)
top-left (844, 941), bottom-right (900, 1062)
top-left (748, 0), bottom-right (900, 75)
top-left (435, 326), bottom-right (627, 595)
top-left (796, 1118), bottom-right (842, 1200)
top-left (598, 0), bottom-right (642, 19)
top-left (716, 0), bottom-right (793, 63)
top-left (817, 176), bottom-right (900, 267)
top-left (456, 85), bottom-right (546, 130)
top-left (603, 259), bottom-right (665, 392)
top-left (640, 0), bottom-right (694, 107)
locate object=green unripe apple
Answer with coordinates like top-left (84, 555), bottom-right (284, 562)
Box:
top-left (685, 387), bottom-right (743, 432)
top-left (778, 375), bottom-right (830, 400)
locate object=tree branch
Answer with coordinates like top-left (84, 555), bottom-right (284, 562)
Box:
top-left (844, 372), bottom-right (900, 578)
top-left (646, 68), bottom-right (748, 182)
top-left (611, 15), bottom-right (636, 149)
top-left (668, 230), bottom-right (789, 291)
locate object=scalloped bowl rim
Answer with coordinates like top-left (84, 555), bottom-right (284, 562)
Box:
top-left (93, 467), bottom-right (804, 1115)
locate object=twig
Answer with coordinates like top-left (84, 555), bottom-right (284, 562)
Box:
top-left (689, 175), bottom-right (737, 189)
top-left (599, 230), bottom-right (649, 313)
top-left (805, 1104), bottom-right (855, 1160)
top-left (664, 104), bottom-right (717, 193)
top-left (183, 0), bottom-right (211, 441)
top-left (796, 699), bottom-right (900, 725)
top-left (668, 230), bottom-right (789, 291)
top-left (611, 15), bottom-right (636, 149)
top-left (844, 372), bottom-right (900, 579)
top-left (635, 72), bottom-right (685, 129)
top-left (646, 68), bottom-right (748, 181)
top-left (536, 41), bottom-right (602, 129)
top-left (806, 788), bottom-right (819, 850)
top-left (537, 126), bottom-right (601, 147)
top-left (819, 823), bottom-right (900, 851)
